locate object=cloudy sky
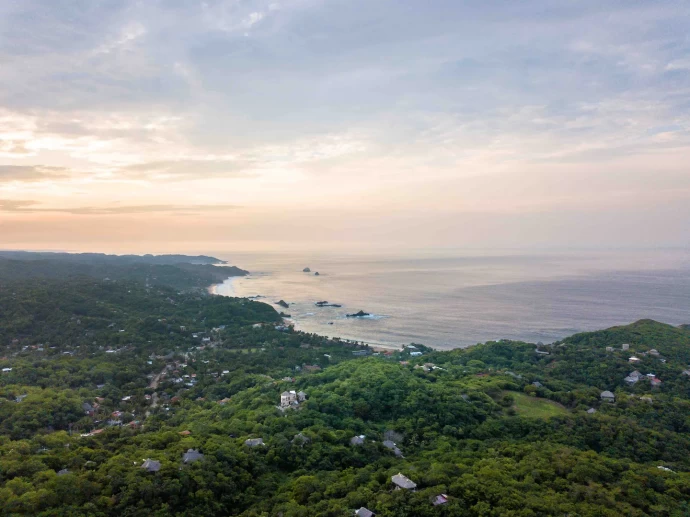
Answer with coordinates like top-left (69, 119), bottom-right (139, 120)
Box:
top-left (1, 0), bottom-right (689, 252)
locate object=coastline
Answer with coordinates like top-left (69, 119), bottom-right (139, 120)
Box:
top-left (207, 274), bottom-right (407, 351)
top-left (208, 274), bottom-right (238, 297)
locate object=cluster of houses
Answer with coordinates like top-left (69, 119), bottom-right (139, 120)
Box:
top-left (628, 349), bottom-right (666, 364)
top-left (624, 370), bottom-right (662, 388)
top-left (140, 449), bottom-right (205, 473)
top-left (606, 343), bottom-right (631, 352)
top-left (606, 343), bottom-right (668, 366)
top-left (350, 433), bottom-right (405, 458)
top-left (353, 473), bottom-right (448, 515)
top-left (406, 345), bottom-right (423, 357)
top-left (279, 390), bottom-right (307, 409)
top-left (414, 362), bottom-right (444, 372)
top-left (600, 368), bottom-right (666, 403)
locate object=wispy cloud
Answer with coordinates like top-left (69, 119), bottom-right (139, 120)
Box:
top-left (0, 165), bottom-right (69, 182)
top-left (120, 159), bottom-right (255, 179)
top-left (0, 0), bottom-right (689, 248)
top-left (0, 199), bottom-right (239, 215)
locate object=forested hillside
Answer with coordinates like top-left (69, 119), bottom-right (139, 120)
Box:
top-left (0, 251), bottom-right (246, 291)
top-left (0, 260), bottom-right (689, 516)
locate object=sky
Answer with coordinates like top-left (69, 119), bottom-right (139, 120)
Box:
top-left (1, 0), bottom-right (689, 253)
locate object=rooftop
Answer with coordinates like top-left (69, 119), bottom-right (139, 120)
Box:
top-left (391, 473), bottom-right (417, 490)
top-left (182, 449), bottom-right (204, 463)
top-left (141, 459), bottom-right (161, 472)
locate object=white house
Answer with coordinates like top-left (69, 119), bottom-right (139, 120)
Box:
top-left (280, 390), bottom-right (298, 408)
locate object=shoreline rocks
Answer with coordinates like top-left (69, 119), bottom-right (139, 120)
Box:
top-left (346, 310), bottom-right (370, 318)
top-left (276, 300), bottom-right (290, 309)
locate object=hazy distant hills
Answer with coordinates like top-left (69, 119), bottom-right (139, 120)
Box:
top-left (0, 251), bottom-right (245, 291)
top-left (0, 251), bottom-right (225, 265)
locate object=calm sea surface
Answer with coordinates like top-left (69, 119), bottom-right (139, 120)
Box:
top-left (211, 250), bottom-right (690, 349)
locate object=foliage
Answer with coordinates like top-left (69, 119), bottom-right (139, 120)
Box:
top-left (1, 259), bottom-right (690, 516)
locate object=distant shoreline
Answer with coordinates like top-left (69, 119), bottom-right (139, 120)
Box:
top-left (208, 273), bottom-right (405, 351)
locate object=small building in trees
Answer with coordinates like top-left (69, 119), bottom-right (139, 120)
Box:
top-left (600, 390), bottom-right (615, 402)
top-left (292, 433), bottom-right (311, 446)
top-left (391, 473), bottom-right (417, 490)
top-left (182, 449), bottom-right (204, 464)
top-left (382, 440), bottom-right (403, 457)
top-left (350, 435), bottom-right (365, 446)
top-left (432, 494), bottom-right (449, 506)
top-left (281, 391), bottom-right (297, 408)
top-left (355, 508), bottom-right (374, 517)
top-left (141, 459), bottom-right (161, 472)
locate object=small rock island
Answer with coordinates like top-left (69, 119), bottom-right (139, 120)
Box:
top-left (303, 267), bottom-right (311, 273)
top-left (276, 300), bottom-right (290, 309)
top-left (315, 301), bottom-right (342, 307)
top-left (346, 310), bottom-right (370, 318)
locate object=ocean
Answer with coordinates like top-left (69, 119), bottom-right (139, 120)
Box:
top-left (211, 249), bottom-right (690, 349)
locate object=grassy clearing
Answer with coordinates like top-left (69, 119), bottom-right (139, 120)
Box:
top-left (506, 391), bottom-right (569, 419)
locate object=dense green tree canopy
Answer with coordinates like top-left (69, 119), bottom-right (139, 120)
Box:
top-left (1, 257), bottom-right (689, 516)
